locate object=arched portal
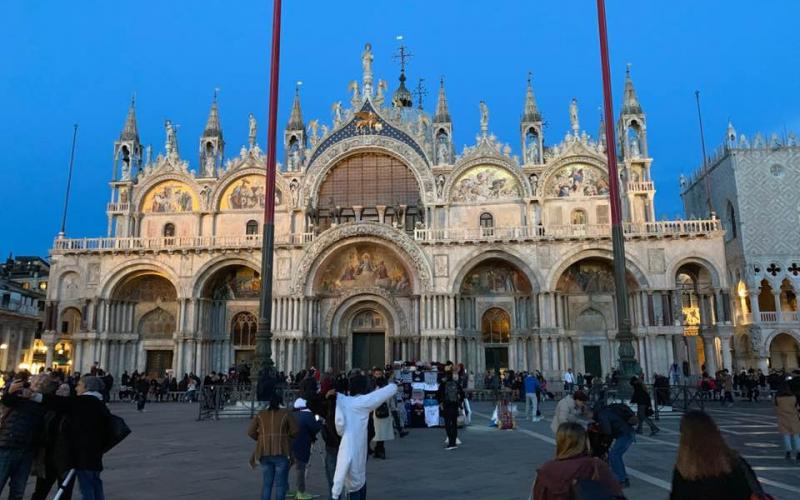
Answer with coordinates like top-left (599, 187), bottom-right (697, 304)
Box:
top-left (350, 309), bottom-right (387, 370)
top-left (769, 333), bottom-right (800, 371)
top-left (482, 307), bottom-right (510, 373)
top-left (675, 262), bottom-right (716, 376)
top-left (112, 272), bottom-right (178, 377)
top-left (200, 264), bottom-right (261, 373)
top-left (460, 258), bottom-right (531, 375)
top-left (555, 258), bottom-right (641, 378)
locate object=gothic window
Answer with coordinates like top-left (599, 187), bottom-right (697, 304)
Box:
top-left (163, 223), bottom-right (176, 238)
top-left (60, 307), bottom-right (82, 334)
top-left (231, 311), bottom-right (257, 347)
top-left (571, 209), bottom-right (587, 225)
top-left (726, 202), bottom-right (737, 240)
top-left (245, 219), bottom-right (259, 235)
top-left (481, 308), bottom-right (510, 344)
top-left (316, 153), bottom-right (422, 233)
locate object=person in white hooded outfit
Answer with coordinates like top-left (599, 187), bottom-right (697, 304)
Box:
top-left (331, 374), bottom-right (397, 500)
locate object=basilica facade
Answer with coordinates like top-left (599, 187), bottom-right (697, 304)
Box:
top-left (46, 45), bottom-right (729, 383)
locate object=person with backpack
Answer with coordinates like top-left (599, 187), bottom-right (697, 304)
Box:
top-left (289, 390), bottom-right (322, 500)
top-left (437, 364), bottom-right (465, 450)
top-left (594, 400), bottom-right (637, 489)
top-left (532, 422), bottom-right (623, 500)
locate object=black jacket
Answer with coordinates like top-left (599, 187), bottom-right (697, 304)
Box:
top-left (44, 394), bottom-right (112, 471)
top-left (631, 384), bottom-right (652, 407)
top-left (0, 391), bottom-right (46, 449)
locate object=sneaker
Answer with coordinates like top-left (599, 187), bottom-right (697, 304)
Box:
top-left (399, 431), bottom-right (409, 438)
top-left (650, 429), bottom-right (660, 437)
top-left (286, 492), bottom-right (297, 498)
top-left (445, 445), bottom-right (458, 450)
top-left (295, 493), bottom-right (313, 500)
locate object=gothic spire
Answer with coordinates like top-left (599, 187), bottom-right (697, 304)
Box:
top-left (622, 64), bottom-right (643, 115)
top-left (119, 95), bottom-right (139, 142)
top-left (433, 78), bottom-right (451, 123)
top-left (286, 84), bottom-right (305, 131)
top-left (598, 108), bottom-right (606, 146)
top-left (202, 90), bottom-right (223, 140)
top-left (521, 72), bottom-right (541, 122)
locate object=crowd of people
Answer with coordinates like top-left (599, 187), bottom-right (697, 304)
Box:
top-left (0, 367), bottom-right (129, 500)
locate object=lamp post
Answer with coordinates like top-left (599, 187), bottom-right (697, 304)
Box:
top-left (254, 0), bottom-right (283, 384)
top-left (596, 0), bottom-right (640, 395)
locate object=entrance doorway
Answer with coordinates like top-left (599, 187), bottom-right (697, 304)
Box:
top-left (583, 346), bottom-right (602, 377)
top-left (351, 310), bottom-right (386, 369)
top-left (484, 347), bottom-right (508, 374)
top-left (146, 350), bottom-right (173, 378)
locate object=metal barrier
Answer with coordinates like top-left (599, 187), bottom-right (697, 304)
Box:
top-left (197, 383), bottom-right (298, 420)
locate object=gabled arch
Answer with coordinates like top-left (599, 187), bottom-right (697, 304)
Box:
top-left (212, 165), bottom-right (290, 213)
top-left (449, 248), bottom-right (542, 294)
top-left (545, 246), bottom-right (649, 292)
top-left (132, 172), bottom-right (202, 214)
top-left (666, 256), bottom-right (723, 290)
top-left (98, 259), bottom-right (180, 300)
top-left (292, 221), bottom-right (433, 295)
top-left (191, 255), bottom-right (261, 299)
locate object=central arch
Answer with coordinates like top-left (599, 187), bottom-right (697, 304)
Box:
top-left (327, 291), bottom-right (405, 372)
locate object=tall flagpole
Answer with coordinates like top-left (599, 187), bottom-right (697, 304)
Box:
top-left (596, 0), bottom-right (639, 394)
top-left (58, 124), bottom-right (79, 240)
top-left (255, 0), bottom-right (282, 383)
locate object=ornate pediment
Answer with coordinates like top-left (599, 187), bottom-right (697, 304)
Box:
top-left (307, 100), bottom-right (430, 168)
top-left (138, 153), bottom-right (192, 181)
top-left (544, 132), bottom-right (605, 163)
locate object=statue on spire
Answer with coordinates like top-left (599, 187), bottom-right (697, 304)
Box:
top-left (248, 113), bottom-right (257, 148)
top-left (479, 101), bottom-right (489, 136)
top-left (569, 98), bottom-right (580, 135)
top-left (361, 43), bottom-right (374, 96)
top-left (165, 120), bottom-right (178, 157)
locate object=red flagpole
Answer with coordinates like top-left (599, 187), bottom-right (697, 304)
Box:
top-left (256, 0), bottom-right (282, 378)
top-left (596, 0), bottom-right (639, 389)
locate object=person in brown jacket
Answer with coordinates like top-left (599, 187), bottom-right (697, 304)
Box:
top-left (248, 388), bottom-right (299, 500)
top-left (532, 422), bottom-right (622, 500)
top-left (774, 384), bottom-right (800, 461)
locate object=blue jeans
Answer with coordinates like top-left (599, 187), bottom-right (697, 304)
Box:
top-left (608, 433), bottom-right (634, 483)
top-left (260, 455), bottom-right (289, 500)
top-left (75, 470), bottom-right (105, 500)
top-left (0, 447), bottom-right (34, 500)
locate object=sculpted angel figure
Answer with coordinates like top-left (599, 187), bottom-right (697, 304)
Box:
top-left (248, 113), bottom-right (257, 147)
top-left (165, 120), bottom-right (177, 156)
top-left (361, 42), bottom-right (374, 90)
top-left (308, 119), bottom-right (319, 145)
top-left (569, 98), bottom-right (580, 134)
top-left (479, 101), bottom-right (489, 135)
top-left (332, 101), bottom-right (343, 126)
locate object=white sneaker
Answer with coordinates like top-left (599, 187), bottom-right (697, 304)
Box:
top-left (444, 437), bottom-right (463, 445)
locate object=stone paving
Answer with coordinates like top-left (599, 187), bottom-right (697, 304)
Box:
top-left (33, 398), bottom-right (800, 500)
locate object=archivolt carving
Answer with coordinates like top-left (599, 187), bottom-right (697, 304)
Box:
top-left (324, 287), bottom-right (409, 339)
top-left (303, 137), bottom-right (436, 206)
top-left (291, 222), bottom-right (433, 295)
top-left (210, 166), bottom-right (290, 212)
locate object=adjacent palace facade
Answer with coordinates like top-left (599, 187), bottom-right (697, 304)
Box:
top-left (45, 45), bottom-right (736, 382)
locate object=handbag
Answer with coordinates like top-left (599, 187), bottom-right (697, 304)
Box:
top-left (103, 413), bottom-right (132, 453)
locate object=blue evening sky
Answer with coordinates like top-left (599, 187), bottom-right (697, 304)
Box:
top-left (2, 1), bottom-right (799, 258)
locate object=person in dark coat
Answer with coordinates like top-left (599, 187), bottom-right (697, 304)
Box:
top-left (631, 377), bottom-right (659, 436)
top-left (290, 395), bottom-right (322, 500)
top-left (307, 390), bottom-right (339, 500)
top-left (35, 376), bottom-right (113, 500)
top-left (0, 372), bottom-right (47, 500)
top-left (30, 376), bottom-right (74, 500)
top-left (136, 376), bottom-right (150, 412)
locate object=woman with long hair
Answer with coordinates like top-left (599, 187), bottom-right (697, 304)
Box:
top-left (247, 386), bottom-right (299, 500)
top-left (670, 411), bottom-right (763, 499)
top-left (532, 422), bottom-right (622, 500)
top-left (774, 384), bottom-right (800, 461)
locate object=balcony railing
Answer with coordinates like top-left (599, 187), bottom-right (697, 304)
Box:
top-left (627, 181), bottom-right (655, 192)
top-left (52, 233), bottom-right (315, 254)
top-left (106, 203), bottom-right (130, 213)
top-left (414, 219), bottom-right (722, 243)
top-left (755, 311), bottom-right (799, 324)
top-left (52, 218), bottom-right (721, 254)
